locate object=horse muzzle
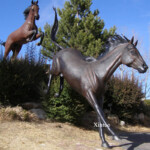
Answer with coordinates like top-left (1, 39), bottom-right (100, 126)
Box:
top-left (138, 63), bottom-right (148, 73)
top-left (35, 15), bottom-right (40, 20)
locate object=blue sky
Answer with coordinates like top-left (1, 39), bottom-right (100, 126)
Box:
top-left (0, 0), bottom-right (150, 97)
top-left (92, 0), bottom-right (150, 54)
top-left (0, 0), bottom-right (149, 58)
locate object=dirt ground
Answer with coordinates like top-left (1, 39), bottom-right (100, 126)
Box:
top-left (0, 121), bottom-right (124, 150)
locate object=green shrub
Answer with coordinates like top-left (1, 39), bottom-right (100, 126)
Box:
top-left (143, 100), bottom-right (150, 116)
top-left (104, 74), bottom-right (145, 123)
top-left (0, 59), bottom-right (47, 106)
top-left (144, 100), bottom-right (150, 106)
top-left (43, 77), bottom-right (89, 124)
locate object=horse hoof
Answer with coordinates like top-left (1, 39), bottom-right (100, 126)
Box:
top-left (112, 135), bottom-right (120, 141)
top-left (54, 93), bottom-right (60, 98)
top-left (101, 142), bottom-right (111, 148)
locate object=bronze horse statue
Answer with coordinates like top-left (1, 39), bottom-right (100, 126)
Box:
top-left (48, 9), bottom-right (148, 148)
top-left (0, 0), bottom-right (44, 60)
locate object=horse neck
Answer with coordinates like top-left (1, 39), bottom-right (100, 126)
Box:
top-left (95, 45), bottom-right (124, 82)
top-left (26, 10), bottom-right (35, 24)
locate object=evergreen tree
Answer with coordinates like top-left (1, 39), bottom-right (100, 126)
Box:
top-left (41, 0), bottom-right (116, 123)
top-left (41, 24), bottom-right (56, 59)
top-left (41, 0), bottom-right (116, 58)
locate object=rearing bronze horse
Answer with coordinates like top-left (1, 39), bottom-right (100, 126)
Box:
top-left (0, 0), bottom-right (44, 59)
top-left (48, 9), bottom-right (148, 148)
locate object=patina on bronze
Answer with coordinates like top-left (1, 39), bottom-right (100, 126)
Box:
top-left (48, 8), bottom-right (148, 148)
top-left (0, 0), bottom-right (44, 60)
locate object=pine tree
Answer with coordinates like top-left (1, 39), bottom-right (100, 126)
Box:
top-left (41, 0), bottom-right (116, 58)
top-left (41, 0), bottom-right (116, 123)
top-left (41, 23), bottom-right (56, 59)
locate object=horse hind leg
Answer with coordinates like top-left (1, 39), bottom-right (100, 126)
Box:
top-left (47, 58), bottom-right (61, 95)
top-left (4, 43), bottom-right (12, 60)
top-left (46, 73), bottom-right (64, 96)
top-left (11, 45), bottom-right (22, 61)
top-left (35, 32), bottom-right (44, 46)
top-left (46, 73), bottom-right (54, 94)
top-left (54, 73), bottom-right (64, 97)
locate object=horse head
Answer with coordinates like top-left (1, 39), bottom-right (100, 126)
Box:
top-left (31, 0), bottom-right (40, 20)
top-left (121, 36), bottom-right (148, 73)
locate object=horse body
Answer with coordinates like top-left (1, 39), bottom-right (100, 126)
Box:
top-left (51, 43), bottom-right (135, 100)
top-left (2, 0), bottom-right (44, 59)
top-left (48, 8), bottom-right (148, 148)
top-left (6, 9), bottom-right (36, 45)
top-left (52, 48), bottom-right (88, 93)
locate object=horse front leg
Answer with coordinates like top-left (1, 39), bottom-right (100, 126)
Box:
top-left (96, 116), bottom-right (109, 148)
top-left (86, 91), bottom-right (110, 148)
top-left (26, 30), bottom-right (37, 42)
top-left (35, 32), bottom-right (44, 46)
top-left (31, 32), bottom-right (44, 46)
top-left (98, 96), bottom-right (120, 141)
top-left (86, 90), bottom-right (119, 148)
top-left (96, 97), bottom-right (109, 147)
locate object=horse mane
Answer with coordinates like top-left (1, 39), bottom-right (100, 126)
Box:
top-left (98, 34), bottom-right (128, 59)
top-left (23, 3), bottom-right (39, 20)
top-left (23, 6), bottom-right (31, 20)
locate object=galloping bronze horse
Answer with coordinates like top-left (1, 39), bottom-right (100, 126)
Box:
top-left (0, 0), bottom-right (44, 59)
top-left (48, 9), bottom-right (148, 148)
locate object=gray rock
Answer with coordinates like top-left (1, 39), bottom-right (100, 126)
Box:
top-left (30, 109), bottom-right (47, 120)
top-left (107, 114), bottom-right (119, 125)
top-left (120, 120), bottom-right (125, 126)
top-left (103, 109), bottom-right (110, 116)
top-left (138, 113), bottom-right (145, 121)
top-left (21, 102), bottom-right (42, 110)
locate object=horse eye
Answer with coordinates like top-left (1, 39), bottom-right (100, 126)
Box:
top-left (130, 50), bottom-right (136, 55)
top-left (128, 45), bottom-right (133, 49)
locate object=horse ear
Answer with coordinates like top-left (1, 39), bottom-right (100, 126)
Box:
top-left (31, 0), bottom-right (34, 4)
top-left (36, 0), bottom-right (38, 4)
top-left (134, 40), bottom-right (138, 47)
top-left (130, 36), bottom-right (134, 44)
top-left (123, 35), bottom-right (130, 42)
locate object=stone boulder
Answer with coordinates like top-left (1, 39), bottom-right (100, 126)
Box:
top-left (107, 114), bottom-right (119, 125)
top-left (30, 109), bottom-right (47, 120)
top-left (21, 102), bottom-right (42, 110)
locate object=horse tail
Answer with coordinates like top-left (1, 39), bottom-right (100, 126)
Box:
top-left (0, 40), bottom-right (5, 47)
top-left (51, 7), bottom-right (64, 50)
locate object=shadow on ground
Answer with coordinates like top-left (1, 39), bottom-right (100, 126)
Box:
top-left (114, 132), bottom-right (150, 150)
top-left (78, 111), bottom-right (150, 150)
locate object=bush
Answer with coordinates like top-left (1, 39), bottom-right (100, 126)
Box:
top-left (104, 74), bottom-right (145, 123)
top-left (43, 77), bottom-right (89, 124)
top-left (144, 100), bottom-right (150, 106)
top-left (0, 106), bottom-right (38, 121)
top-left (0, 59), bottom-right (47, 106)
top-left (143, 100), bottom-right (150, 116)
